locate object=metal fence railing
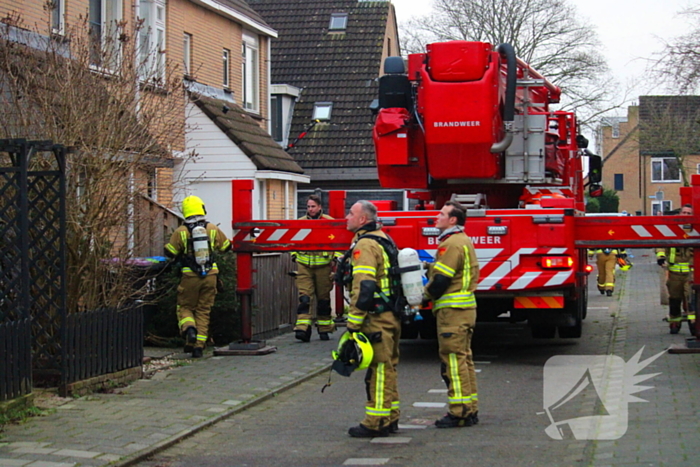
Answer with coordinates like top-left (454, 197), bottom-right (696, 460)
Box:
top-left (0, 319), bottom-right (32, 402)
top-left (63, 306), bottom-right (143, 388)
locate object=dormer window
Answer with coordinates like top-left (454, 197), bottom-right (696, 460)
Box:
top-left (329, 13), bottom-right (348, 31)
top-left (313, 102), bottom-right (333, 121)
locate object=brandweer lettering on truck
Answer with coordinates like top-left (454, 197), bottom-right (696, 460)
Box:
top-left (427, 235), bottom-right (502, 245)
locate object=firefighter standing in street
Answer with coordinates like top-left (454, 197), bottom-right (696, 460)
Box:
top-left (589, 247), bottom-right (627, 296)
top-left (656, 204), bottom-right (695, 334)
top-left (343, 200), bottom-right (401, 438)
top-left (164, 196), bottom-right (231, 358)
top-left (424, 201), bottom-right (480, 428)
top-left (292, 195), bottom-right (340, 342)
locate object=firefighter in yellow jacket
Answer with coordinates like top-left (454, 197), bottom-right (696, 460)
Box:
top-left (164, 196), bottom-right (231, 358)
top-left (656, 204), bottom-right (695, 334)
top-left (424, 201), bottom-right (480, 428)
top-left (344, 200), bottom-right (401, 438)
top-left (292, 195), bottom-right (341, 342)
top-left (588, 248), bottom-right (626, 296)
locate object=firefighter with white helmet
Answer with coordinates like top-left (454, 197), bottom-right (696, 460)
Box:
top-left (291, 195), bottom-right (342, 342)
top-left (424, 200), bottom-right (480, 428)
top-left (342, 200), bottom-right (401, 438)
top-left (164, 195), bottom-right (231, 358)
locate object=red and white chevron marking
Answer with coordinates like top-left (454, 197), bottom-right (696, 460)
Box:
top-left (422, 247), bottom-right (574, 291)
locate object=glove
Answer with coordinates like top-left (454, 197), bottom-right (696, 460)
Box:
top-left (657, 258), bottom-right (666, 266)
top-left (618, 253), bottom-right (627, 259)
top-left (291, 255), bottom-right (297, 263)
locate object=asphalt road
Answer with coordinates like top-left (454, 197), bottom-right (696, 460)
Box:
top-left (135, 281), bottom-right (619, 467)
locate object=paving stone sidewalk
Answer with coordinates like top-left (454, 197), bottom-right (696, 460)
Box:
top-left (583, 250), bottom-right (700, 466)
top-left (0, 332), bottom-right (339, 467)
top-left (1, 251), bottom-right (698, 467)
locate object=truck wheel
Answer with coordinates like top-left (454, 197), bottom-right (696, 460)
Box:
top-left (558, 297), bottom-right (584, 338)
top-left (558, 318), bottom-right (582, 338)
top-left (531, 325), bottom-right (556, 339)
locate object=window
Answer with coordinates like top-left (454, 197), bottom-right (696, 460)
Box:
top-left (146, 168), bottom-right (157, 200)
top-left (651, 157), bottom-right (680, 182)
top-left (614, 173), bottom-right (624, 191)
top-left (223, 48), bottom-right (230, 88)
top-left (183, 33), bottom-right (192, 76)
top-left (138, 0), bottom-right (166, 81)
top-left (652, 200), bottom-right (672, 216)
top-left (241, 32), bottom-right (259, 112)
top-left (270, 96), bottom-right (283, 142)
top-left (696, 163), bottom-right (700, 174)
top-left (51, 0), bottom-right (64, 35)
top-left (89, 0), bottom-right (123, 68)
top-left (329, 13), bottom-right (348, 31)
top-left (612, 122), bottom-right (620, 138)
top-left (313, 102), bottom-right (333, 121)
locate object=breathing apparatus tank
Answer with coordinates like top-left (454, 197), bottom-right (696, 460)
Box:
top-left (191, 225), bottom-right (210, 276)
top-left (398, 248), bottom-right (424, 309)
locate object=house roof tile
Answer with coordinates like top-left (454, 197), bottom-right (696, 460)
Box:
top-left (248, 0), bottom-right (393, 171)
top-left (191, 93), bottom-right (304, 174)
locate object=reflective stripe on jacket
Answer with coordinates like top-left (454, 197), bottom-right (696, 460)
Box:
top-left (427, 230), bottom-right (479, 310)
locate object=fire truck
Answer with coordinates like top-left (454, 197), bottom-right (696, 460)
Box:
top-left (231, 41), bottom-right (700, 342)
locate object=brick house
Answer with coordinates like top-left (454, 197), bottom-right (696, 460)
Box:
top-left (596, 96), bottom-right (700, 215)
top-left (248, 0), bottom-right (402, 213)
top-left (1, 0), bottom-right (307, 242)
top-left (170, 0), bottom-right (309, 234)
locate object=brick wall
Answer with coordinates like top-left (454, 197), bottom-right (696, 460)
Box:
top-left (600, 105), bottom-right (700, 215)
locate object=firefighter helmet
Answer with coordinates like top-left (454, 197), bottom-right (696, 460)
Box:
top-left (182, 196), bottom-right (207, 218)
top-left (331, 331), bottom-right (373, 377)
top-left (617, 256), bottom-right (632, 271)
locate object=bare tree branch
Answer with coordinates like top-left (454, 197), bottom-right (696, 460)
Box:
top-left (399, 0), bottom-right (621, 128)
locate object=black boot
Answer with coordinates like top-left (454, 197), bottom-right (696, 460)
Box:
top-left (184, 326), bottom-right (197, 353)
top-left (435, 413), bottom-right (473, 428)
top-left (388, 420), bottom-right (399, 434)
top-left (348, 424), bottom-right (389, 438)
top-left (606, 290), bottom-right (613, 297)
top-left (295, 327), bottom-right (311, 342)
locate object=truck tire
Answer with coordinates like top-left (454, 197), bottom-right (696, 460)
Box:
top-left (558, 291), bottom-right (584, 338)
top-left (531, 325), bottom-right (556, 339)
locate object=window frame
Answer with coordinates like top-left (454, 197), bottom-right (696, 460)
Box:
top-left (613, 173), bottom-right (624, 191)
top-left (241, 31), bottom-right (259, 112)
top-left (138, 0), bottom-right (166, 81)
top-left (329, 13), bottom-right (348, 31)
top-left (223, 48), bottom-right (230, 88)
top-left (89, 0), bottom-right (124, 69)
top-left (270, 95), bottom-right (283, 142)
top-left (651, 157), bottom-right (681, 183)
top-left (183, 33), bottom-right (192, 76)
top-left (313, 102), bottom-right (333, 121)
top-left (51, 0), bottom-right (65, 35)
top-left (652, 200), bottom-right (672, 216)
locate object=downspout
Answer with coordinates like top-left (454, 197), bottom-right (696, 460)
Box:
top-left (266, 36), bottom-right (272, 135)
top-left (128, 0), bottom-right (142, 254)
top-left (490, 43), bottom-right (516, 154)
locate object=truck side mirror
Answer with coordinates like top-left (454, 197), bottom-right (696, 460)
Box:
top-left (587, 151), bottom-right (602, 184)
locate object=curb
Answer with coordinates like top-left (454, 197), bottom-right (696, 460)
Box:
top-left (108, 362), bottom-right (332, 467)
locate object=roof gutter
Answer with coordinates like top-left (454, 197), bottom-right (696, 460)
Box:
top-left (189, 0), bottom-right (278, 38)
